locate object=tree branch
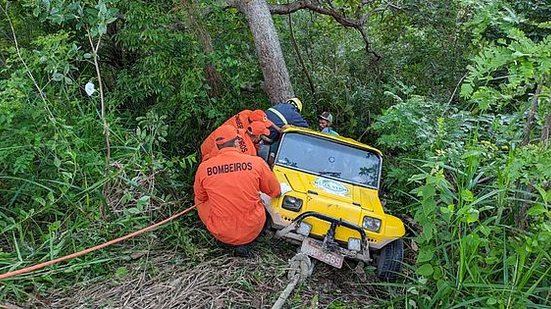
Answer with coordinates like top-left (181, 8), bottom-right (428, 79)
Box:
top-left (286, 0), bottom-right (316, 95)
top-left (269, 1), bottom-right (360, 28)
top-left (218, 0), bottom-right (381, 59)
top-left (268, 1), bottom-right (380, 59)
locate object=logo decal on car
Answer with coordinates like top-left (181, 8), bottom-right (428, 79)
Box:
top-left (314, 178), bottom-right (349, 196)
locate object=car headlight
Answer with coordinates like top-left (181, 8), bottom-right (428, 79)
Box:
top-left (363, 216), bottom-right (381, 232)
top-left (282, 196), bottom-right (303, 212)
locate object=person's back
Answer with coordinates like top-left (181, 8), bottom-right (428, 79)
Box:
top-left (222, 109), bottom-right (269, 130)
top-left (200, 109), bottom-right (272, 162)
top-left (266, 98), bottom-right (308, 140)
top-left (194, 126), bottom-right (280, 246)
top-left (202, 121), bottom-right (270, 161)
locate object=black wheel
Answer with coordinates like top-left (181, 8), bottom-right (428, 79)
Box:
top-left (376, 239), bottom-right (404, 281)
top-left (262, 210), bottom-right (274, 235)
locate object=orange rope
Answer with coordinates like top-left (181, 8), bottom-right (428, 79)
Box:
top-left (0, 204), bottom-right (197, 281)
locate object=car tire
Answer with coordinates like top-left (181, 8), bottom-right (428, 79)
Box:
top-left (376, 239), bottom-right (404, 281)
top-left (262, 211), bottom-right (274, 235)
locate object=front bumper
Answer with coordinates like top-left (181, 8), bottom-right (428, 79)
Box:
top-left (274, 211), bottom-right (371, 263)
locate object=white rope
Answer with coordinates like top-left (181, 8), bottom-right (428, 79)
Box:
top-left (271, 273), bottom-right (300, 309)
top-left (272, 253), bottom-right (313, 309)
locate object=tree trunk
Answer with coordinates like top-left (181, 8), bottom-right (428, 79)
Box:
top-left (237, 0), bottom-right (294, 104)
top-left (182, 0), bottom-right (224, 97)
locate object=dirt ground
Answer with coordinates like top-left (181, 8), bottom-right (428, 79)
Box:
top-left (15, 235), bottom-right (407, 308)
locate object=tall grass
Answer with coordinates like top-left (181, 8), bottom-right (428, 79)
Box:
top-left (0, 5), bottom-right (202, 301)
top-left (376, 141), bottom-right (551, 308)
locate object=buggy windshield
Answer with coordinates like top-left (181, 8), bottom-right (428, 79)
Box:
top-left (275, 132), bottom-right (381, 188)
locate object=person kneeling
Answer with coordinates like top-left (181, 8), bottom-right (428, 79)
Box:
top-left (193, 125), bottom-right (281, 256)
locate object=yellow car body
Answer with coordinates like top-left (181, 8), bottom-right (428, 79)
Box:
top-left (261, 127), bottom-right (405, 279)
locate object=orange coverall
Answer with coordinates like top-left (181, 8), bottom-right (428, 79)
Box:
top-left (222, 109), bottom-right (271, 130)
top-left (193, 147), bottom-right (281, 245)
top-left (201, 128), bottom-right (257, 162)
top-left (200, 110), bottom-right (271, 162)
top-left (222, 110), bottom-right (253, 130)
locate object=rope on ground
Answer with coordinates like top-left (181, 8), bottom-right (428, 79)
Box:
top-left (0, 204), bottom-right (197, 281)
top-left (271, 253), bottom-right (313, 309)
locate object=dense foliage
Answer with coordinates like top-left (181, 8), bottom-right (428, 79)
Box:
top-left (1, 0), bottom-right (549, 306)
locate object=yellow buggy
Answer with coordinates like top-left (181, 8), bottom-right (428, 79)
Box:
top-left (259, 127), bottom-right (405, 280)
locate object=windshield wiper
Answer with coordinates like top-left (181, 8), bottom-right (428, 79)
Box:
top-left (318, 171), bottom-right (341, 177)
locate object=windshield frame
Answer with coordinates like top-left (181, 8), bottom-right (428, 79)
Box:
top-left (273, 131), bottom-right (382, 190)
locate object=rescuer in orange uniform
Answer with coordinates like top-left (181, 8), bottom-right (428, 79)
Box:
top-left (201, 120), bottom-right (271, 161)
top-left (194, 125), bottom-right (281, 256)
top-left (200, 110), bottom-right (276, 162)
top-left (222, 109), bottom-right (273, 130)
top-left (235, 121), bottom-right (270, 156)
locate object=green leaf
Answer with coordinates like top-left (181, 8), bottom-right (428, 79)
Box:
top-left (479, 225), bottom-right (491, 237)
top-left (535, 186), bottom-right (550, 203)
top-left (466, 208), bottom-right (479, 223)
top-left (537, 21), bottom-right (551, 29)
top-left (97, 1), bottom-right (107, 15)
top-left (432, 266), bottom-right (443, 279)
top-left (137, 195), bottom-right (150, 210)
top-left (47, 192), bottom-right (55, 203)
top-left (61, 171), bottom-right (73, 180)
top-left (48, 221), bottom-right (61, 233)
top-left (461, 189), bottom-right (475, 202)
top-left (421, 223), bottom-right (434, 242)
top-left (97, 24), bottom-right (107, 36)
top-left (527, 204), bottom-right (547, 217)
top-left (34, 197), bottom-right (46, 206)
top-left (460, 83), bottom-right (474, 98)
top-left (53, 72), bottom-right (64, 81)
top-left (416, 247), bottom-right (434, 263)
top-left (126, 207), bottom-right (140, 214)
top-left (416, 263), bottom-right (434, 276)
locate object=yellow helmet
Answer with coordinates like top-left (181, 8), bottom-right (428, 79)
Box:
top-left (287, 97), bottom-right (303, 113)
